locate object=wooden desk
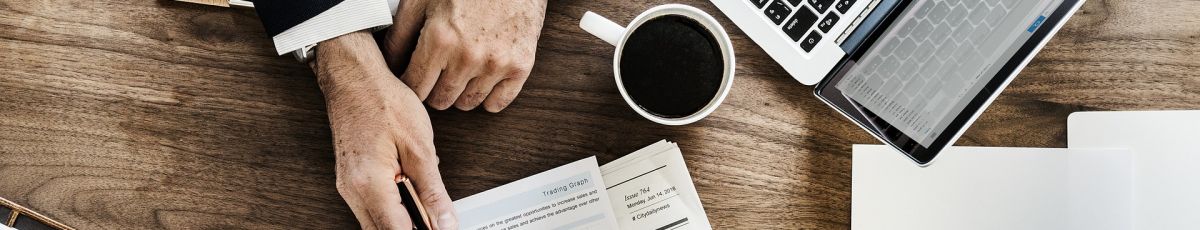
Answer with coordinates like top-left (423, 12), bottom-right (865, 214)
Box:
top-left (2, 0), bottom-right (1197, 228)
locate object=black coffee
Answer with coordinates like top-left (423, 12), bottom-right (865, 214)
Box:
top-left (619, 15), bottom-right (725, 118)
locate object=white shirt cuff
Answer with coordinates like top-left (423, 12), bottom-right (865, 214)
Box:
top-left (269, 0), bottom-right (399, 55)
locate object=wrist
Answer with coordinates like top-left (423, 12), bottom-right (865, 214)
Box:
top-left (312, 31), bottom-right (392, 96)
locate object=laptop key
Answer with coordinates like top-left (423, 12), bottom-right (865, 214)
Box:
top-left (945, 3), bottom-right (970, 23)
top-left (817, 13), bottom-right (840, 33)
top-left (809, 0), bottom-right (835, 13)
top-left (783, 6), bottom-right (819, 41)
top-left (913, 1), bottom-right (935, 19)
top-left (984, 7), bottom-right (1009, 28)
top-left (895, 39), bottom-right (918, 60)
top-left (787, 0), bottom-right (804, 7)
top-left (764, 0), bottom-right (792, 24)
top-left (835, 0), bottom-right (857, 13)
top-left (928, 22), bottom-right (953, 44)
top-left (949, 20), bottom-right (973, 44)
top-left (935, 42), bottom-right (959, 60)
top-left (894, 21), bottom-right (918, 38)
top-left (750, 0), bottom-right (770, 8)
top-left (878, 39), bottom-right (902, 54)
top-left (800, 30), bottom-right (822, 52)
top-left (928, 2), bottom-right (951, 23)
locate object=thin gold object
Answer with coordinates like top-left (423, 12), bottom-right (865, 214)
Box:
top-left (0, 196), bottom-right (75, 230)
top-left (175, 0), bottom-right (229, 7)
top-left (5, 210), bottom-right (17, 226)
top-left (174, 0), bottom-right (254, 8)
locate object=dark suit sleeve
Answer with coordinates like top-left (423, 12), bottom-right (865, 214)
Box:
top-left (253, 0), bottom-right (346, 37)
top-left (250, 0), bottom-right (395, 55)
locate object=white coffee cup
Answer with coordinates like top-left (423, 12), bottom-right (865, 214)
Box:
top-left (579, 4), bottom-right (736, 126)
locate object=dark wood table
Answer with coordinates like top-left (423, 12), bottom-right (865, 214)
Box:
top-left (2, 0), bottom-right (1198, 229)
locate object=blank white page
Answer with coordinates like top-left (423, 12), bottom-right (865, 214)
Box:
top-left (852, 145), bottom-right (1132, 230)
top-left (1068, 110), bottom-right (1200, 229)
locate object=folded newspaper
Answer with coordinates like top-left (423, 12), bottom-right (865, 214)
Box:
top-left (454, 140), bottom-right (712, 230)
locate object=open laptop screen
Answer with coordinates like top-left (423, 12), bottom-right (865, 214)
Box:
top-left (815, 0), bottom-right (1082, 165)
top-left (836, 0), bottom-right (1065, 146)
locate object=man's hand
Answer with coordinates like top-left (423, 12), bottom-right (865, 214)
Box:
top-left (384, 0), bottom-right (548, 112)
top-left (313, 31), bottom-right (458, 230)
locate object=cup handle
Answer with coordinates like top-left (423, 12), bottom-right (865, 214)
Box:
top-left (580, 11), bottom-right (625, 47)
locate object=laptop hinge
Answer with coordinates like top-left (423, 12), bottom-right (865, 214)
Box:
top-left (836, 0), bottom-right (883, 44)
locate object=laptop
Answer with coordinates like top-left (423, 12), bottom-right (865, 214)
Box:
top-left (711, 0), bottom-right (1085, 166)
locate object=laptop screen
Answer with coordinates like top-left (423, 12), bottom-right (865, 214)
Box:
top-left (833, 0), bottom-right (1065, 146)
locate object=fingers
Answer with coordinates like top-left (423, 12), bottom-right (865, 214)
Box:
top-left (337, 156), bottom-right (414, 230)
top-left (400, 147), bottom-right (458, 230)
top-left (452, 73), bottom-right (504, 111)
top-left (452, 54), bottom-right (506, 110)
top-left (482, 69), bottom-right (531, 113)
top-left (399, 27), bottom-right (451, 101)
top-left (384, 0), bottom-right (428, 72)
top-left (398, 20), bottom-right (533, 112)
top-left (426, 47), bottom-right (484, 110)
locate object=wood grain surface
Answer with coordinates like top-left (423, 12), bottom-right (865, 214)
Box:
top-left (2, 0), bottom-right (1198, 229)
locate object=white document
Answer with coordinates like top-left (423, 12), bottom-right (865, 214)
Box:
top-left (453, 141), bottom-right (713, 230)
top-left (454, 157), bottom-right (619, 230)
top-left (1068, 110), bottom-right (1200, 229)
top-left (852, 145), bottom-right (1132, 230)
top-left (600, 140), bottom-right (713, 230)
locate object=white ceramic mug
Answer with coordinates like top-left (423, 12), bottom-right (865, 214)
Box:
top-left (579, 4), bottom-right (736, 126)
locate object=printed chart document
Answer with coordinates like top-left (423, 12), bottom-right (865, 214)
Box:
top-left (454, 140), bottom-right (712, 230)
top-left (454, 157), bottom-right (619, 230)
top-left (852, 145), bottom-right (1133, 230)
top-left (600, 140), bottom-right (712, 230)
top-left (1068, 110), bottom-right (1200, 229)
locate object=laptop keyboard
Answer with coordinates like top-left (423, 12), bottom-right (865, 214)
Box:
top-left (753, 0), bottom-right (860, 52)
top-left (837, 0), bottom-right (1041, 145)
top-left (857, 0), bottom-right (1014, 115)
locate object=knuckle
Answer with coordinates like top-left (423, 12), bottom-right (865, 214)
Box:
top-left (440, 72), bottom-right (470, 88)
top-left (519, 61), bottom-right (535, 74)
top-left (401, 69), bottom-right (426, 85)
top-left (428, 27), bottom-right (457, 48)
top-left (406, 144), bottom-right (439, 165)
top-left (334, 176), bottom-right (351, 194)
top-left (460, 48), bottom-right (485, 65)
top-left (517, 59), bottom-right (536, 70)
top-left (419, 188), bottom-right (451, 206)
top-left (484, 56), bottom-right (503, 73)
top-left (338, 172), bottom-right (374, 194)
top-left (507, 61), bottom-right (534, 78)
top-left (444, 76), bottom-right (468, 89)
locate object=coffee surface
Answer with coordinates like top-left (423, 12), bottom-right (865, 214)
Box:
top-left (619, 15), bottom-right (725, 118)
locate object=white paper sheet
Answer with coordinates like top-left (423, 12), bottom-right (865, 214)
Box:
top-left (1068, 110), bottom-right (1200, 229)
top-left (453, 157), bottom-right (619, 230)
top-left (852, 145), bottom-right (1132, 230)
top-left (451, 140), bottom-right (715, 230)
top-left (600, 140), bottom-right (713, 230)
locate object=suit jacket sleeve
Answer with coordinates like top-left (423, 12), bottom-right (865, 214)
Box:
top-left (252, 0), bottom-right (396, 55)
